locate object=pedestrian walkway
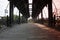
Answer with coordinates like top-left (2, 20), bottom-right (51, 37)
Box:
top-left (0, 23), bottom-right (60, 40)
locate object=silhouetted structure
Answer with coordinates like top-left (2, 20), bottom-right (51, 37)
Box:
top-left (8, 0), bottom-right (53, 27)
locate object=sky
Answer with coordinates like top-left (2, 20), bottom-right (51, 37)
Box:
top-left (53, 0), bottom-right (60, 9)
top-left (0, 0), bottom-right (9, 16)
top-left (0, 0), bottom-right (60, 18)
top-left (53, 0), bottom-right (60, 16)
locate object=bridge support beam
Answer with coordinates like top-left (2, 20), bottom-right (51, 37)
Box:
top-left (25, 17), bottom-right (28, 23)
top-left (32, 17), bottom-right (37, 23)
top-left (18, 10), bottom-right (21, 24)
top-left (9, 1), bottom-right (14, 26)
top-left (48, 0), bottom-right (53, 26)
top-left (37, 15), bottom-right (39, 20)
top-left (41, 10), bottom-right (43, 24)
top-left (53, 15), bottom-right (56, 26)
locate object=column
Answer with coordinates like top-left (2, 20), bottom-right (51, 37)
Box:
top-left (48, 0), bottom-right (53, 26)
top-left (9, 1), bottom-right (14, 26)
top-left (18, 10), bottom-right (20, 24)
top-left (41, 10), bottom-right (43, 24)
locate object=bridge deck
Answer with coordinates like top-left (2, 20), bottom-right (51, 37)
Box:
top-left (0, 23), bottom-right (60, 40)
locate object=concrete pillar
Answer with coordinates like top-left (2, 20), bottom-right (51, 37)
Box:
top-left (9, 1), bottom-right (14, 26)
top-left (48, 0), bottom-right (53, 26)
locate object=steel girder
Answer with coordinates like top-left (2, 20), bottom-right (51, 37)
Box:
top-left (8, 0), bottom-right (30, 18)
top-left (32, 0), bottom-right (48, 18)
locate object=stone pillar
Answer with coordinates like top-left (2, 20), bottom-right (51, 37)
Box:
top-left (9, 1), bottom-right (14, 26)
top-left (48, 0), bottom-right (53, 26)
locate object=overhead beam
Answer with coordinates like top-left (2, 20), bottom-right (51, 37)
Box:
top-left (32, 0), bottom-right (48, 18)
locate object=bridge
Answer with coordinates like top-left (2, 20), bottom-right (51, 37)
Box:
top-left (0, 0), bottom-right (60, 40)
top-left (7, 0), bottom-right (54, 26)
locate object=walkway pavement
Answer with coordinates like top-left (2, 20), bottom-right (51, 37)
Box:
top-left (0, 23), bottom-right (60, 40)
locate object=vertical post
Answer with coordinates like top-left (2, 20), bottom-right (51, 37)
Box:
top-left (53, 15), bottom-right (56, 26)
top-left (48, 0), bottom-right (53, 26)
top-left (9, 1), bottom-right (14, 26)
top-left (33, 17), bottom-right (37, 23)
top-left (18, 10), bottom-right (20, 24)
top-left (25, 17), bottom-right (27, 23)
top-left (41, 10), bottom-right (43, 24)
top-left (24, 15), bottom-right (28, 23)
top-left (7, 15), bottom-right (8, 27)
top-left (26, 17), bottom-right (28, 23)
top-left (37, 15), bottom-right (39, 20)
